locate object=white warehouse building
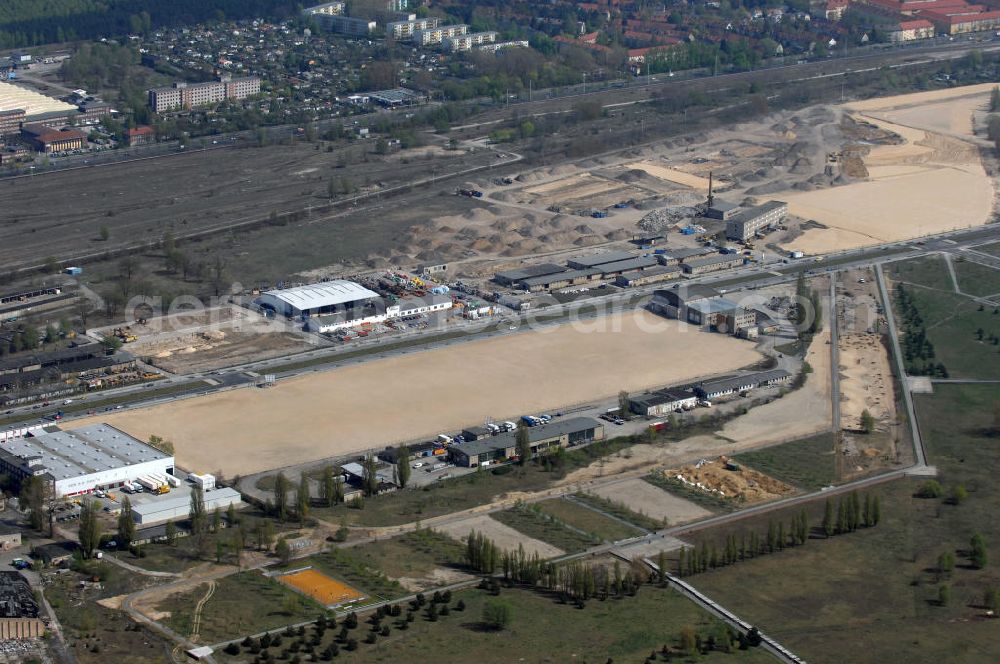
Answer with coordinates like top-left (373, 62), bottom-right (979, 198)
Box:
top-left (0, 424), bottom-right (174, 497)
top-left (130, 487), bottom-right (243, 525)
top-left (258, 281), bottom-right (383, 318)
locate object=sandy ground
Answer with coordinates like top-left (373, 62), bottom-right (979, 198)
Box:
top-left (666, 457), bottom-right (794, 503)
top-left (396, 567), bottom-right (473, 593)
top-left (435, 514), bottom-right (565, 558)
top-left (590, 478), bottom-right (710, 525)
top-left (717, 324), bottom-right (831, 446)
top-left (626, 161), bottom-right (712, 191)
top-left (83, 310), bottom-right (760, 476)
top-left (783, 84), bottom-right (998, 253)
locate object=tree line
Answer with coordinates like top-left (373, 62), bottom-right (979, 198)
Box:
top-left (677, 492), bottom-right (881, 577)
top-left (896, 284), bottom-right (948, 377)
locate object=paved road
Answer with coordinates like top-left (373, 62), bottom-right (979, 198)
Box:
top-left (874, 264), bottom-right (928, 468)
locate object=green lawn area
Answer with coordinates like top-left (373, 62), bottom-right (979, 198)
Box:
top-left (572, 492), bottom-right (666, 531)
top-left (492, 504), bottom-right (600, 553)
top-left (535, 497), bottom-right (644, 542)
top-left (216, 585), bottom-right (777, 664)
top-left (887, 255), bottom-right (955, 292)
top-left (305, 529), bottom-right (465, 593)
top-left (974, 241), bottom-right (1000, 258)
top-left (161, 571), bottom-right (321, 644)
top-left (46, 561), bottom-right (172, 664)
top-left (889, 277), bottom-right (1000, 380)
top-left (679, 382), bottom-right (1000, 664)
top-left (953, 258), bottom-right (1000, 297)
top-left (734, 432), bottom-right (838, 490)
top-left (303, 546), bottom-right (408, 602)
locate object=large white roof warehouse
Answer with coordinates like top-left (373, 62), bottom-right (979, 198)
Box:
top-left (258, 280), bottom-right (381, 317)
top-left (0, 81), bottom-right (77, 118)
top-left (0, 423), bottom-right (174, 497)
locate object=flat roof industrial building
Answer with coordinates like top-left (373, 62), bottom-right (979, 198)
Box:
top-left (258, 280), bottom-right (381, 318)
top-left (567, 251), bottom-right (638, 269)
top-left (495, 263), bottom-right (566, 285)
top-left (0, 81), bottom-right (77, 119)
top-left (0, 423), bottom-right (174, 497)
top-left (130, 486), bottom-right (242, 525)
top-left (449, 417), bottom-right (604, 467)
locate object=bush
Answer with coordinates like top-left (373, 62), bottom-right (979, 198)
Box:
top-left (482, 599), bottom-right (512, 630)
top-left (224, 643), bottom-right (240, 655)
top-left (918, 480), bottom-right (944, 499)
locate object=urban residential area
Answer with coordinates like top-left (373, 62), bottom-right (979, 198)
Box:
top-left (2, 0), bottom-right (1000, 663)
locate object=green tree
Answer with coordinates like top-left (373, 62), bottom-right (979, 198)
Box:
top-left (189, 486), bottom-right (207, 535)
top-left (19, 476), bottom-right (48, 533)
top-left (481, 599), bottom-right (511, 630)
top-left (919, 480), bottom-right (943, 499)
top-left (860, 409), bottom-right (875, 434)
top-left (274, 472), bottom-right (289, 521)
top-left (165, 520), bottom-right (177, 546)
top-left (117, 497), bottom-right (136, 547)
top-left (297, 473), bottom-right (310, 522)
top-left (397, 445), bottom-right (411, 489)
top-left (276, 537), bottom-right (292, 565)
top-left (991, 86), bottom-right (1000, 112)
top-left (321, 465), bottom-right (338, 507)
top-left (618, 390), bottom-right (631, 421)
top-left (950, 484), bottom-right (968, 505)
top-left (938, 584), bottom-right (951, 607)
top-left (971, 533), bottom-right (988, 569)
top-left (361, 454), bottom-right (379, 497)
top-left (938, 551), bottom-right (954, 577)
top-left (516, 424), bottom-right (531, 465)
top-left (822, 499), bottom-right (834, 537)
top-left (79, 500), bottom-right (102, 558)
top-left (99, 225), bottom-right (110, 241)
top-left (983, 587), bottom-right (998, 612)
top-left (680, 625), bottom-right (697, 654)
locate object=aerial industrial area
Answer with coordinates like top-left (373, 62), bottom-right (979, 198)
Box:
top-left (2, 0), bottom-right (1000, 662)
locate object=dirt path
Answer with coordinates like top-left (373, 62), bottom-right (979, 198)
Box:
top-left (190, 580), bottom-right (217, 642)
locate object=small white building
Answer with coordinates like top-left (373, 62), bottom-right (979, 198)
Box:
top-left (396, 294), bottom-right (453, 317)
top-left (131, 487), bottom-right (242, 525)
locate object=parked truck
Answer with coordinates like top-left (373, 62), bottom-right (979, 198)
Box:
top-left (136, 475), bottom-right (167, 492)
top-left (165, 474), bottom-right (181, 488)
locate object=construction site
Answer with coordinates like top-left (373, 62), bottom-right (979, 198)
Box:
top-left (88, 304), bottom-right (313, 375)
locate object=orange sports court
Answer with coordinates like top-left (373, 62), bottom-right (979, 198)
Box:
top-left (280, 569), bottom-right (365, 607)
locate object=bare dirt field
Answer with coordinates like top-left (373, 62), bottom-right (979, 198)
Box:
top-left (782, 84), bottom-right (997, 253)
top-left (625, 161), bottom-right (713, 191)
top-left (590, 477), bottom-right (710, 525)
top-left (665, 457), bottom-right (794, 503)
top-left (81, 310), bottom-right (761, 476)
top-left (717, 312), bottom-right (832, 446)
top-left (435, 514), bottom-right (565, 558)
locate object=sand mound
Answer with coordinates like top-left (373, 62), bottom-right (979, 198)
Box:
top-left (464, 208), bottom-right (495, 222)
top-left (605, 229), bottom-right (632, 241)
top-left (437, 225), bottom-right (456, 233)
top-left (574, 235), bottom-right (604, 246)
top-left (789, 157), bottom-right (814, 175)
top-left (574, 224), bottom-right (595, 234)
top-left (470, 239), bottom-right (495, 251)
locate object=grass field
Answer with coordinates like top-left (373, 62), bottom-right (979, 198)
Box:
top-left (733, 432), bottom-right (838, 490)
top-left (572, 492), bottom-right (666, 531)
top-left (215, 585), bottom-right (777, 663)
top-left (302, 547), bottom-right (407, 602)
top-left (953, 258), bottom-right (1000, 297)
top-left (886, 262), bottom-right (1000, 379)
top-left (46, 562), bottom-right (171, 664)
top-left (535, 497), bottom-right (644, 542)
top-left (974, 241), bottom-right (1000, 258)
top-left (887, 254), bottom-right (955, 291)
top-left (682, 382), bottom-right (1000, 664)
top-left (161, 572), bottom-right (321, 644)
top-left (492, 504), bottom-right (600, 553)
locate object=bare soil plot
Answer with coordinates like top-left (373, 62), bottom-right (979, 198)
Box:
top-left (589, 477), bottom-right (710, 524)
top-left (718, 317), bottom-right (832, 447)
top-left (435, 514), bottom-right (565, 558)
top-left (782, 85), bottom-right (997, 254)
top-left (625, 161), bottom-right (713, 190)
top-left (665, 457), bottom-right (795, 503)
top-left (82, 310), bottom-right (760, 476)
